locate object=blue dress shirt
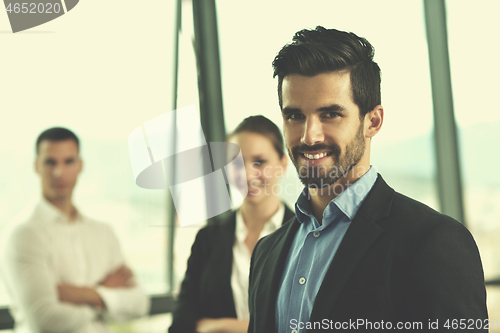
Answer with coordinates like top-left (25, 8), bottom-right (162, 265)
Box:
top-left (275, 167), bottom-right (378, 333)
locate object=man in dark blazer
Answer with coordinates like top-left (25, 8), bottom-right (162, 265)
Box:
top-left (248, 27), bottom-right (488, 332)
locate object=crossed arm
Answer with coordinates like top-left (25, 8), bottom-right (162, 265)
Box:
top-left (57, 265), bottom-right (135, 309)
top-left (2, 225), bottom-right (149, 332)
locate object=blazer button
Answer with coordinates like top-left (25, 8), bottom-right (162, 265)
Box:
top-left (299, 277), bottom-right (306, 285)
top-left (313, 231), bottom-right (320, 237)
top-left (292, 330), bottom-right (298, 333)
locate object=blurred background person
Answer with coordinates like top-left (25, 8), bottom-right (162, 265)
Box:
top-left (169, 115), bottom-right (294, 333)
top-left (1, 127), bottom-right (150, 333)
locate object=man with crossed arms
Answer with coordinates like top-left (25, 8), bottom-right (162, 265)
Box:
top-left (1, 127), bottom-right (149, 332)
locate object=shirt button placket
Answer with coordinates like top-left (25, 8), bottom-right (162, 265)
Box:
top-left (72, 230), bottom-right (85, 275)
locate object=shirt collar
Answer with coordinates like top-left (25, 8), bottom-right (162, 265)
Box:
top-left (235, 202), bottom-right (284, 243)
top-left (36, 197), bottom-right (83, 224)
top-left (295, 167), bottom-right (378, 224)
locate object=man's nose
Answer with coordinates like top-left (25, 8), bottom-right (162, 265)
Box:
top-left (52, 165), bottom-right (63, 178)
top-left (301, 117), bottom-right (324, 146)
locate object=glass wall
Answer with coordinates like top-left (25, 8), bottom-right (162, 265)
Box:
top-left (171, 0), bottom-right (207, 296)
top-left (446, 0), bottom-right (500, 320)
top-left (0, 0), bottom-right (175, 309)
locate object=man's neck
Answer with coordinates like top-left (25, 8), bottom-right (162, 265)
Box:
top-left (309, 165), bottom-right (369, 225)
top-left (44, 194), bottom-right (77, 221)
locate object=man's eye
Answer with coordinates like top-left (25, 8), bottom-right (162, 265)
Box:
top-left (45, 160), bottom-right (56, 166)
top-left (324, 112), bottom-right (340, 118)
top-left (288, 113), bottom-right (304, 120)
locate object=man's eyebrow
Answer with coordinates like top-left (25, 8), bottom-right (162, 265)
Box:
top-left (317, 104), bottom-right (347, 113)
top-left (282, 104), bottom-right (348, 115)
top-left (281, 107), bottom-right (301, 115)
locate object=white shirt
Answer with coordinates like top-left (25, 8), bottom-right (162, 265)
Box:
top-left (230, 203), bottom-right (284, 320)
top-left (0, 199), bottom-right (150, 333)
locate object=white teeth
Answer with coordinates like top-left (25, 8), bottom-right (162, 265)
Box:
top-left (304, 153), bottom-right (327, 160)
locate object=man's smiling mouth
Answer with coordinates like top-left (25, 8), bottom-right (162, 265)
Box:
top-left (302, 152), bottom-right (331, 160)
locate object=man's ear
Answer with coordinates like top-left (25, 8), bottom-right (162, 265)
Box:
top-left (34, 158), bottom-right (40, 175)
top-left (364, 105), bottom-right (384, 138)
top-left (77, 158), bottom-right (83, 174)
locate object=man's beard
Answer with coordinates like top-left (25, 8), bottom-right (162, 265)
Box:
top-left (288, 122), bottom-right (366, 188)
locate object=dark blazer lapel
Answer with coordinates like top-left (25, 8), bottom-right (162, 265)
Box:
top-left (256, 217), bottom-right (300, 329)
top-left (309, 175), bottom-right (395, 323)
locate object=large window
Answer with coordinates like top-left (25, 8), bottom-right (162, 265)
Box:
top-left (0, 0), bottom-right (176, 309)
top-left (447, 0), bottom-right (500, 320)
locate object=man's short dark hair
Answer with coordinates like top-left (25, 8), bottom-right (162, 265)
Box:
top-left (273, 26), bottom-right (381, 118)
top-left (36, 127), bottom-right (80, 155)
